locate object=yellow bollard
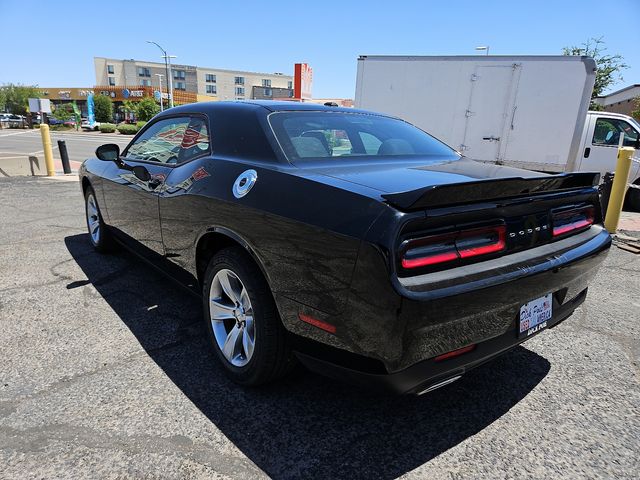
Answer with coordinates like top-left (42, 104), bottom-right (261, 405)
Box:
top-left (39, 123), bottom-right (56, 176)
top-left (604, 147), bottom-right (635, 233)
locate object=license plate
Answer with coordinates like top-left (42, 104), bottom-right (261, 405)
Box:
top-left (519, 293), bottom-right (553, 338)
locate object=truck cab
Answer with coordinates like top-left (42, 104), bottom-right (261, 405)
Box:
top-left (578, 112), bottom-right (639, 175)
top-left (577, 111), bottom-right (640, 209)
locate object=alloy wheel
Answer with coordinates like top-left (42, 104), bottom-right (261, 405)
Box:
top-left (86, 193), bottom-right (101, 244)
top-left (209, 268), bottom-right (256, 367)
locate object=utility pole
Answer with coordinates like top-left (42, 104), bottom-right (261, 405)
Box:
top-left (147, 41), bottom-right (176, 108)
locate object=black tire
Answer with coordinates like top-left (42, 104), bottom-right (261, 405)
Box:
top-left (84, 186), bottom-right (116, 253)
top-left (626, 182), bottom-right (640, 212)
top-left (202, 246), bottom-right (295, 386)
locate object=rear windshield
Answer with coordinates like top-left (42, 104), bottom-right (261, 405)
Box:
top-left (268, 111), bottom-right (459, 164)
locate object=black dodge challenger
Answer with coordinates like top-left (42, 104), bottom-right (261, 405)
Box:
top-left (79, 101), bottom-right (611, 395)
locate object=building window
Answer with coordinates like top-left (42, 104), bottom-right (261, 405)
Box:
top-left (264, 88), bottom-right (272, 97)
top-left (107, 64), bottom-right (114, 74)
top-left (234, 76), bottom-right (245, 85)
top-left (206, 85), bottom-right (217, 94)
top-left (205, 74), bottom-right (216, 83)
top-left (173, 69), bottom-right (186, 80)
top-left (235, 87), bottom-right (245, 96)
top-left (262, 79), bottom-right (271, 87)
top-left (108, 77), bottom-right (116, 86)
top-left (175, 81), bottom-right (186, 90)
top-left (140, 79), bottom-right (151, 87)
top-left (138, 67), bottom-right (151, 77)
top-left (287, 80), bottom-right (293, 89)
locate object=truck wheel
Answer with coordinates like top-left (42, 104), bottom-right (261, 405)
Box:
top-left (202, 247), bottom-right (296, 385)
top-left (626, 182), bottom-right (640, 212)
top-left (84, 187), bottom-right (115, 253)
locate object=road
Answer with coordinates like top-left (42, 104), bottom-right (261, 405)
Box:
top-left (0, 129), bottom-right (131, 175)
top-left (0, 177), bottom-right (639, 479)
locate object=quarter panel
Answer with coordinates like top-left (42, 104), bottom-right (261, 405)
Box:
top-left (159, 157), bottom-right (387, 317)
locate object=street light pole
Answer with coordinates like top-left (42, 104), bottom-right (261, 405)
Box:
top-left (475, 45), bottom-right (490, 56)
top-left (164, 54), bottom-right (177, 108)
top-left (146, 40), bottom-right (175, 108)
top-left (155, 73), bottom-right (164, 111)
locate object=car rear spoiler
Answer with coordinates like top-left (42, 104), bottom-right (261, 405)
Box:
top-left (381, 172), bottom-right (600, 211)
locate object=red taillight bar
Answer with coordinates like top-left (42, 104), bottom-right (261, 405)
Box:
top-left (552, 206), bottom-right (594, 237)
top-left (457, 226), bottom-right (506, 258)
top-left (401, 225), bottom-right (506, 269)
top-left (401, 251), bottom-right (458, 269)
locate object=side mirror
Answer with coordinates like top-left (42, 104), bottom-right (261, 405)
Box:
top-left (132, 165), bottom-right (151, 182)
top-left (96, 143), bottom-right (120, 161)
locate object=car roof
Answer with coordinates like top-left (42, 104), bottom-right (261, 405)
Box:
top-left (155, 100), bottom-right (383, 118)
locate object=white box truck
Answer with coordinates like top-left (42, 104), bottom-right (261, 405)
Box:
top-left (355, 55), bottom-right (640, 208)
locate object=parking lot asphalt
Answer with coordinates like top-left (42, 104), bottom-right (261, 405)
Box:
top-left (0, 129), bottom-right (131, 175)
top-left (0, 176), bottom-right (638, 479)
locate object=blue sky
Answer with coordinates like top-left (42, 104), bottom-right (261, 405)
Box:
top-left (1, 0), bottom-right (638, 98)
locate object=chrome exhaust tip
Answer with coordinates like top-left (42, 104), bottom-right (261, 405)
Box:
top-left (416, 375), bottom-right (462, 396)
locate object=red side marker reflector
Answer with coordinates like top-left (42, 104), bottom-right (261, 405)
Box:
top-left (434, 344), bottom-right (476, 362)
top-left (298, 313), bottom-right (336, 334)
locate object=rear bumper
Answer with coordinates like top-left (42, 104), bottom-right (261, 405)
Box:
top-left (293, 227), bottom-right (611, 394)
top-left (296, 286), bottom-right (586, 395)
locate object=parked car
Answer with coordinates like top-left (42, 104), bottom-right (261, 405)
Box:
top-left (0, 113), bottom-right (26, 128)
top-left (79, 101), bottom-right (611, 394)
top-left (48, 117), bottom-right (76, 127)
top-left (81, 119), bottom-right (101, 131)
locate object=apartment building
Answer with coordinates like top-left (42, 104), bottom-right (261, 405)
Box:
top-left (94, 57), bottom-right (293, 101)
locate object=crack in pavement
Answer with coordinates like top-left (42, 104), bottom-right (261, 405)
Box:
top-left (0, 424), bottom-right (265, 479)
top-left (0, 326), bottom-right (202, 409)
top-left (568, 305), bottom-right (640, 380)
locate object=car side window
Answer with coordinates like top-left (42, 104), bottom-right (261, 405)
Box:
top-left (125, 116), bottom-right (210, 165)
top-left (178, 117), bottom-right (210, 163)
top-left (592, 118), bottom-right (639, 148)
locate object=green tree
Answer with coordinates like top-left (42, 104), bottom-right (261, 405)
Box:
top-left (51, 103), bottom-right (72, 121)
top-left (562, 37), bottom-right (628, 108)
top-left (0, 83), bottom-right (41, 115)
top-left (94, 94), bottom-right (114, 123)
top-left (121, 100), bottom-right (136, 115)
top-left (135, 97), bottom-right (160, 121)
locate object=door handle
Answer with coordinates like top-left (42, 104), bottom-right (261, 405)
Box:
top-left (584, 147), bottom-right (591, 158)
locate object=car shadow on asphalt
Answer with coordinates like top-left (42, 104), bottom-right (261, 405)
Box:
top-left (65, 233), bottom-right (550, 480)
